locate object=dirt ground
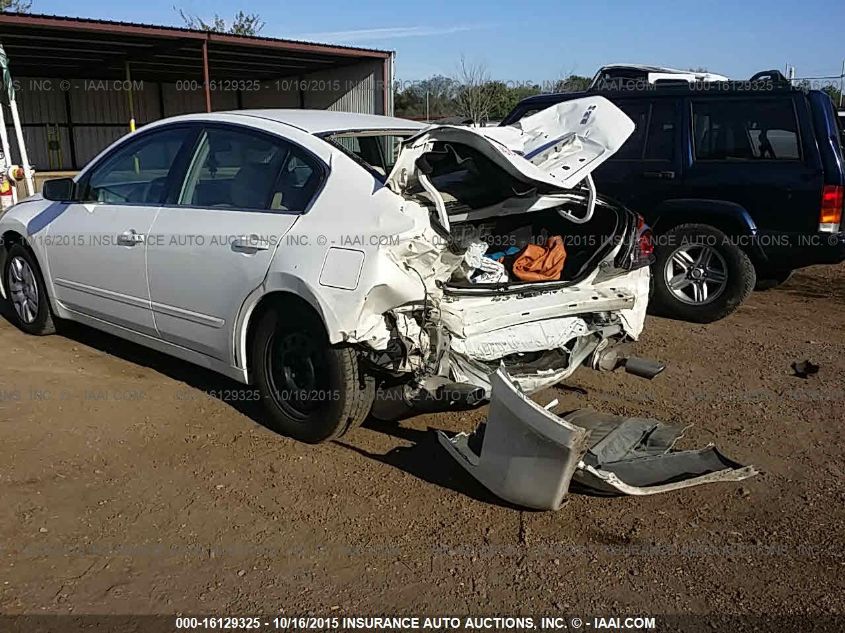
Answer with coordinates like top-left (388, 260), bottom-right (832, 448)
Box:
top-left (1, 264), bottom-right (843, 627)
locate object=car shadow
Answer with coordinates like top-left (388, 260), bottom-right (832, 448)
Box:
top-left (7, 309), bottom-right (549, 510)
top-left (41, 318), bottom-right (270, 428)
top-left (336, 416), bottom-right (530, 510)
top-left (775, 269), bottom-right (845, 303)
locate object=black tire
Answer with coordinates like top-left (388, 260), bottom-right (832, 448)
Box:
top-left (650, 223), bottom-right (756, 323)
top-left (2, 243), bottom-right (56, 335)
top-left (250, 306), bottom-right (374, 443)
top-left (754, 269), bottom-right (794, 291)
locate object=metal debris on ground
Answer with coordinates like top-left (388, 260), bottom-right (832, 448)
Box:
top-left (791, 360), bottom-right (820, 379)
top-left (438, 369), bottom-right (757, 510)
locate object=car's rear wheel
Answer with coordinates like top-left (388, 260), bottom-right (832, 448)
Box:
top-left (3, 243), bottom-right (56, 335)
top-left (250, 306), bottom-right (374, 443)
top-left (651, 223), bottom-right (755, 323)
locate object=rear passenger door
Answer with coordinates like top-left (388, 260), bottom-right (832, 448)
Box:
top-left (592, 97), bottom-right (682, 213)
top-left (146, 124), bottom-right (324, 361)
top-left (683, 96), bottom-right (822, 235)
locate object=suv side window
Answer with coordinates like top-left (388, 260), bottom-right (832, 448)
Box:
top-left (178, 127), bottom-right (322, 212)
top-left (613, 101), bottom-right (650, 159)
top-left (692, 99), bottom-right (801, 161)
top-left (644, 101), bottom-right (676, 160)
top-left (84, 127), bottom-right (191, 204)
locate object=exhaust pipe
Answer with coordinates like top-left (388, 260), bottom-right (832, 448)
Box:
top-left (623, 356), bottom-right (666, 379)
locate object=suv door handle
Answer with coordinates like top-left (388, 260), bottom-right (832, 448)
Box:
top-left (117, 230), bottom-right (145, 246)
top-left (642, 170), bottom-right (676, 180)
top-left (231, 235), bottom-right (271, 253)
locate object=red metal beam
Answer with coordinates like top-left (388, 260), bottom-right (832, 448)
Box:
top-left (206, 32), bottom-right (390, 59)
top-left (0, 13), bottom-right (206, 40)
top-left (0, 13), bottom-right (391, 59)
top-left (202, 39), bottom-right (211, 113)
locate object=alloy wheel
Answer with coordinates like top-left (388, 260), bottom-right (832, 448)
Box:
top-left (7, 256), bottom-right (39, 324)
top-left (663, 244), bottom-right (728, 305)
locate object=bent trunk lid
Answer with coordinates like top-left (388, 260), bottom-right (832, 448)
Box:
top-left (386, 95), bottom-right (635, 196)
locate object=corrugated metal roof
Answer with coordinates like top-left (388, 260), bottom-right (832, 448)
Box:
top-left (0, 12), bottom-right (393, 57)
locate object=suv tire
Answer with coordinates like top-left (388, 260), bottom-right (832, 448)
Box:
top-left (2, 244), bottom-right (56, 335)
top-left (651, 223), bottom-right (756, 323)
top-left (250, 306), bottom-right (374, 443)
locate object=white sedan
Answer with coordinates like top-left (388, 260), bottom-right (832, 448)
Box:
top-left (0, 99), bottom-right (653, 442)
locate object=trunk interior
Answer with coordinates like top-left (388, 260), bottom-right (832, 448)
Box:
top-left (408, 140), bottom-right (629, 292)
top-left (447, 203), bottom-right (624, 289)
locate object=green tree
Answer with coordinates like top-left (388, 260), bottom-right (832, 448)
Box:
top-left (177, 8), bottom-right (264, 35)
top-left (547, 74), bottom-right (591, 94)
top-left (1, 0), bottom-right (33, 12)
top-left (822, 84), bottom-right (843, 108)
top-left (394, 75), bottom-right (459, 120)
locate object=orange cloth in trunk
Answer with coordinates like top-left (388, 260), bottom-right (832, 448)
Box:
top-left (511, 236), bottom-right (567, 282)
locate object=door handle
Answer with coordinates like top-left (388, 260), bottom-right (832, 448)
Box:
top-left (117, 230), bottom-right (145, 246)
top-left (231, 235), bottom-right (271, 253)
top-left (642, 170), bottom-right (676, 180)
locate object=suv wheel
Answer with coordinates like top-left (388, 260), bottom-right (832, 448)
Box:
top-left (651, 223), bottom-right (756, 323)
top-left (250, 307), bottom-right (375, 443)
top-left (3, 244), bottom-right (56, 335)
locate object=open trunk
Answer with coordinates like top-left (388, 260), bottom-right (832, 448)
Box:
top-left (386, 96), bottom-right (637, 293)
top-left (365, 96), bottom-right (646, 397)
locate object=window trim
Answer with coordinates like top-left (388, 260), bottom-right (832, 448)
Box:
top-left (689, 96), bottom-right (804, 163)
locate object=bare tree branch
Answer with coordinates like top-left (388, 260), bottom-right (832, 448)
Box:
top-left (453, 56), bottom-right (496, 125)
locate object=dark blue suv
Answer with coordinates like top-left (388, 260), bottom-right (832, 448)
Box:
top-left (502, 76), bottom-right (845, 322)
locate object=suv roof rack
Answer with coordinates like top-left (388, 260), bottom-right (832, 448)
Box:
top-left (588, 64), bottom-right (729, 90)
top-left (578, 65), bottom-right (805, 96)
top-left (748, 69), bottom-right (790, 84)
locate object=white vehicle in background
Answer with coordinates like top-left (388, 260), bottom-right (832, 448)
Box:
top-left (0, 100), bottom-right (655, 443)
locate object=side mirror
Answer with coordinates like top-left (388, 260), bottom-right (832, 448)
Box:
top-left (42, 177), bottom-right (76, 202)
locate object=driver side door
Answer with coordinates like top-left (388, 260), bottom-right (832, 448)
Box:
top-left (46, 126), bottom-right (195, 336)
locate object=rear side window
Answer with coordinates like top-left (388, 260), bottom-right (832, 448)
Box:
top-left (326, 133), bottom-right (408, 177)
top-left (692, 99), bottom-right (800, 161)
top-left (178, 127), bottom-right (322, 212)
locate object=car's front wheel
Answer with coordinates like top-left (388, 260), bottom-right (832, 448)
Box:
top-left (2, 243), bottom-right (56, 335)
top-left (651, 223), bottom-right (756, 323)
top-left (250, 306), bottom-right (374, 443)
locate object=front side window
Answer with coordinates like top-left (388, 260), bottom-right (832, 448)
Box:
top-left (612, 101), bottom-right (650, 159)
top-left (84, 127), bottom-right (191, 204)
top-left (692, 99), bottom-right (800, 161)
top-left (644, 101), bottom-right (677, 160)
top-left (178, 127), bottom-right (322, 212)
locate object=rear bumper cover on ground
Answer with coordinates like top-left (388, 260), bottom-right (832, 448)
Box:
top-left (438, 369), bottom-right (757, 510)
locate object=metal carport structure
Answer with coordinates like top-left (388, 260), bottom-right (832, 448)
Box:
top-left (0, 12), bottom-right (393, 174)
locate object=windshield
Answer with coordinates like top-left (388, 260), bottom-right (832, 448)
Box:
top-left (322, 130), bottom-right (416, 180)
